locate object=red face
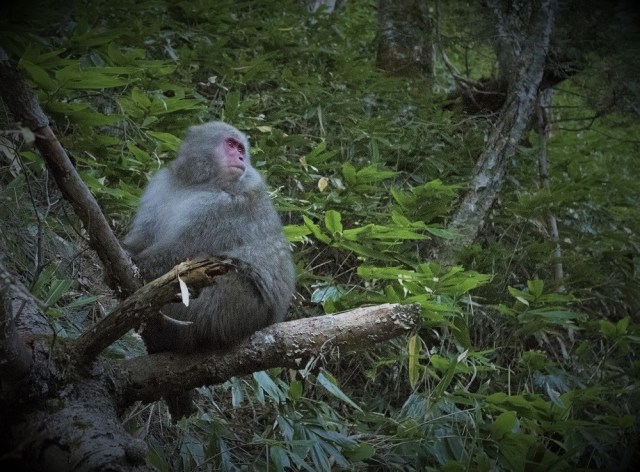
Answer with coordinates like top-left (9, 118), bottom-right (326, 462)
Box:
top-left (221, 137), bottom-right (246, 174)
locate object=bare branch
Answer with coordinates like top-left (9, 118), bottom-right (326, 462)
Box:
top-left (117, 303), bottom-right (421, 406)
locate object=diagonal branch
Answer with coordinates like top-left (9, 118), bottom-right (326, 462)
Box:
top-left (0, 47), bottom-right (140, 296)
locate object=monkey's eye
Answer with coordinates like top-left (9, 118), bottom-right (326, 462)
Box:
top-left (225, 138), bottom-right (245, 156)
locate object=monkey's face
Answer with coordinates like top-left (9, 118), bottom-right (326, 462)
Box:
top-left (219, 136), bottom-right (247, 176)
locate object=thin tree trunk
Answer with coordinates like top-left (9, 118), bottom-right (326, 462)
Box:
top-left (376, 0), bottom-right (432, 79)
top-left (441, 0), bottom-right (557, 259)
top-left (536, 88), bottom-right (564, 286)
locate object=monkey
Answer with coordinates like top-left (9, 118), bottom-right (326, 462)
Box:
top-left (123, 121), bottom-right (295, 354)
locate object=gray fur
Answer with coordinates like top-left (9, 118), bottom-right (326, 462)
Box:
top-left (123, 122), bottom-right (295, 353)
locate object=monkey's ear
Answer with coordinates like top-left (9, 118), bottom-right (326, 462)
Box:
top-left (171, 147), bottom-right (214, 185)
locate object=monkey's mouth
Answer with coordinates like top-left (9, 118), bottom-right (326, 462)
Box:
top-left (229, 165), bottom-right (246, 173)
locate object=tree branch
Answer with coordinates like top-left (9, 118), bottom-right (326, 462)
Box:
top-left (117, 303), bottom-right (421, 406)
top-left (0, 47), bottom-right (140, 296)
top-left (4, 302), bottom-right (420, 470)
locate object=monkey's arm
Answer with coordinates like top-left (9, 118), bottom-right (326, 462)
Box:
top-left (122, 170), bottom-right (174, 256)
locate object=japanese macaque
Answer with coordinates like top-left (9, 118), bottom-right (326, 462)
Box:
top-left (123, 121), bottom-right (295, 354)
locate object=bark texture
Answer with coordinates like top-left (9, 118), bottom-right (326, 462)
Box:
top-left (377, 0), bottom-right (432, 78)
top-left (118, 303), bottom-right (420, 405)
top-left (1, 280), bottom-right (154, 471)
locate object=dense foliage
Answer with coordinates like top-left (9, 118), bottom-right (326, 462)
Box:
top-left (1, 1), bottom-right (638, 470)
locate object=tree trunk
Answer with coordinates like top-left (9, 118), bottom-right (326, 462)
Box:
top-left (441, 0), bottom-right (557, 258)
top-left (376, 0), bottom-right (432, 79)
top-left (306, 0), bottom-right (340, 14)
top-left (535, 88), bottom-right (564, 286)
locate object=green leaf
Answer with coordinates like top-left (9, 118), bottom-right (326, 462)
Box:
top-left (616, 317), bottom-right (630, 335)
top-left (131, 88), bottom-right (151, 108)
top-left (342, 163), bottom-right (357, 185)
top-left (599, 319), bottom-right (617, 338)
top-left (303, 140), bottom-right (337, 165)
top-left (146, 131), bottom-right (181, 151)
top-left (344, 443), bottom-right (375, 462)
top-left (289, 380), bottom-right (302, 401)
top-left (224, 91), bottom-right (241, 120)
top-left (324, 210), bottom-right (343, 236)
top-left (253, 371), bottom-right (284, 404)
top-left (126, 142), bottom-right (151, 163)
top-left (64, 295), bottom-right (100, 309)
top-left (66, 110), bottom-right (122, 126)
top-left (527, 279), bottom-right (544, 298)
top-left (19, 60), bottom-right (57, 91)
top-left (31, 264), bottom-right (59, 299)
top-left (508, 287), bottom-right (531, 306)
top-left (490, 411), bottom-right (518, 440)
top-left (317, 370), bottom-right (361, 411)
top-left (270, 446), bottom-right (290, 471)
top-left (283, 224), bottom-right (312, 242)
top-left (55, 65), bottom-right (129, 89)
top-left (452, 315), bottom-right (472, 349)
top-left (43, 279), bottom-right (73, 307)
top-left (46, 101), bottom-right (90, 114)
top-left (424, 226), bottom-right (457, 239)
top-left (431, 352), bottom-right (462, 398)
top-left (149, 96), bottom-right (202, 116)
top-left (311, 285), bottom-right (346, 304)
top-left (498, 433), bottom-right (534, 472)
top-left (303, 216), bottom-right (331, 244)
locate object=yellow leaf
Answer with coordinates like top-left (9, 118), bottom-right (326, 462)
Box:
top-left (318, 177), bottom-right (329, 192)
top-left (408, 334), bottom-right (421, 389)
top-left (256, 126), bottom-right (272, 133)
